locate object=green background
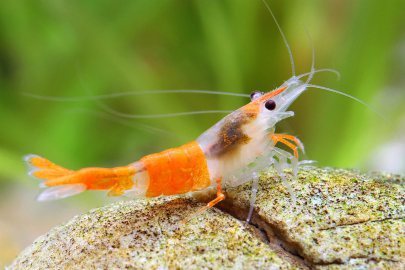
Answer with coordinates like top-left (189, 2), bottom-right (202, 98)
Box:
top-left (0, 0), bottom-right (404, 266)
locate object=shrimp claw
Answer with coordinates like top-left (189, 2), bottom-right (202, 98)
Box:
top-left (271, 134), bottom-right (304, 158)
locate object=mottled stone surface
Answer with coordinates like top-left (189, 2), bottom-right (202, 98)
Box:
top-left (9, 167), bottom-right (404, 269)
top-left (8, 197), bottom-right (302, 270)
top-left (224, 167), bottom-right (405, 269)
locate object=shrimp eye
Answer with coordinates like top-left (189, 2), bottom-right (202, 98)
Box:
top-left (250, 91), bottom-right (263, 101)
top-left (265, 99), bottom-right (276, 110)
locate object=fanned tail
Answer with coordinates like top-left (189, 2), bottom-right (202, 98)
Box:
top-left (24, 154), bottom-right (86, 201)
top-left (25, 154), bottom-right (73, 181)
top-left (24, 154), bottom-right (136, 201)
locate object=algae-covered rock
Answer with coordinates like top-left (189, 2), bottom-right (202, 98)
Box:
top-left (8, 197), bottom-right (303, 269)
top-left (9, 167), bottom-right (404, 269)
top-left (223, 167), bottom-right (404, 269)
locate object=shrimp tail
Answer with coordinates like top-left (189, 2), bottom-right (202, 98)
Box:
top-left (24, 154), bottom-right (83, 201)
top-left (24, 154), bottom-right (136, 201)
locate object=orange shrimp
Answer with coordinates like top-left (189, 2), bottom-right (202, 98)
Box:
top-left (24, 82), bottom-right (306, 215)
top-left (23, 56), bottom-right (362, 224)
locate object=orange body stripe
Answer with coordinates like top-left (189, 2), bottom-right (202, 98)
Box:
top-left (141, 141), bottom-right (211, 197)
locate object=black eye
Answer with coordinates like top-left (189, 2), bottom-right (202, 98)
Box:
top-left (250, 91), bottom-right (263, 101)
top-left (265, 99), bottom-right (276, 110)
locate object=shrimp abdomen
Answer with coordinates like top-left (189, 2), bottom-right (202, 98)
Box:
top-left (141, 141), bottom-right (211, 197)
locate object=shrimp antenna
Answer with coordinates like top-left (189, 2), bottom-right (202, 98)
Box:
top-left (306, 84), bottom-right (384, 119)
top-left (98, 103), bottom-right (233, 119)
top-left (297, 39), bottom-right (381, 119)
top-left (74, 69), bottom-right (234, 119)
top-left (63, 108), bottom-right (176, 136)
top-left (304, 28), bottom-right (315, 85)
top-left (261, 0), bottom-right (296, 77)
top-left (296, 69), bottom-right (341, 81)
top-left (21, 89), bottom-right (250, 102)
top-left (306, 84), bottom-right (368, 107)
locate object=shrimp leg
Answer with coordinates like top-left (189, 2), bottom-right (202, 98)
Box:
top-left (271, 134), bottom-right (303, 158)
top-left (246, 172), bottom-right (259, 223)
top-left (182, 178), bottom-right (224, 224)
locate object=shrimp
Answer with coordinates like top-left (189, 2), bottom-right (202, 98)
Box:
top-left (24, 0), bottom-right (369, 223)
top-left (24, 77), bottom-right (310, 219)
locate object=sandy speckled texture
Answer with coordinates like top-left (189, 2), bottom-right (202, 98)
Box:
top-left (224, 167), bottom-right (404, 269)
top-left (9, 167), bottom-right (404, 269)
top-left (9, 197), bottom-right (299, 270)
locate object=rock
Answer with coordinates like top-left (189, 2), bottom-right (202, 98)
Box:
top-left (9, 167), bottom-right (404, 269)
top-left (222, 167), bottom-right (404, 269)
top-left (7, 198), bottom-right (303, 269)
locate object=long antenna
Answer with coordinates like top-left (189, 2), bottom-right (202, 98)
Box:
top-left (98, 104), bottom-right (233, 119)
top-left (21, 89), bottom-right (249, 102)
top-left (261, 0), bottom-right (296, 77)
top-left (304, 28), bottom-right (315, 85)
top-left (306, 84), bottom-right (384, 120)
